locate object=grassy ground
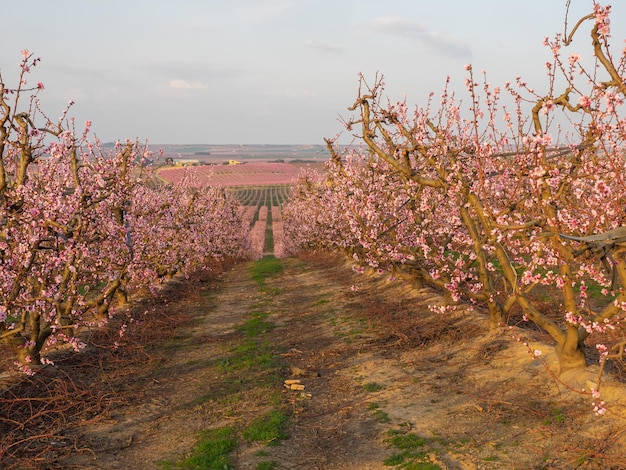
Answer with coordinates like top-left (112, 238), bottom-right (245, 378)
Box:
top-left (2, 253), bottom-right (626, 469)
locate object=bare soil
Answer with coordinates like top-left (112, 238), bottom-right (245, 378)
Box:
top-left (2, 253), bottom-right (626, 469)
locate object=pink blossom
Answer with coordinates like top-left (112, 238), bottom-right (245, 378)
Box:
top-left (593, 401), bottom-right (607, 416)
top-left (594, 4), bottom-right (611, 38)
top-left (568, 53), bottom-right (581, 65)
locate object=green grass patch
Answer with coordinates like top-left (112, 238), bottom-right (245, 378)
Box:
top-left (373, 410), bottom-right (391, 423)
top-left (368, 403), bottom-right (391, 423)
top-left (242, 410), bottom-right (289, 443)
top-left (264, 226), bottom-right (274, 253)
top-left (256, 461), bottom-right (278, 470)
top-left (383, 453), bottom-right (440, 469)
top-left (250, 256), bottom-right (283, 285)
top-left (219, 305), bottom-right (281, 373)
top-left (158, 426), bottom-right (236, 469)
top-left (383, 430), bottom-right (442, 469)
top-left (239, 311), bottom-right (274, 337)
top-left (388, 433), bottom-right (426, 450)
top-left (363, 382), bottom-right (384, 392)
top-left (217, 339), bottom-right (277, 372)
top-left (384, 453), bottom-right (408, 466)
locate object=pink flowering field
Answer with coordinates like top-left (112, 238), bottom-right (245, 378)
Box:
top-left (158, 162), bottom-right (300, 187)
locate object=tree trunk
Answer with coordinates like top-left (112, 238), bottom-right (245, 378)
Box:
top-left (556, 326), bottom-right (587, 374)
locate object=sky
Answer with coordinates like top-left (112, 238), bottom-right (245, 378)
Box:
top-left (1, 0), bottom-right (624, 145)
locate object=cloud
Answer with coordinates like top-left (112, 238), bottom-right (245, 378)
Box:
top-left (168, 79), bottom-right (208, 90)
top-left (304, 40), bottom-right (343, 54)
top-left (369, 16), bottom-right (471, 59)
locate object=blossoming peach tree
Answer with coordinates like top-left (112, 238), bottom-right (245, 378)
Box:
top-left (284, 2), bottom-right (626, 394)
top-left (0, 51), bottom-right (249, 372)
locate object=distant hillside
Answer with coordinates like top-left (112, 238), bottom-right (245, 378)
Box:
top-left (153, 144), bottom-right (330, 164)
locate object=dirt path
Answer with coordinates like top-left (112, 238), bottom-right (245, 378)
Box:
top-left (6, 254), bottom-right (626, 469)
top-left (63, 254), bottom-right (398, 469)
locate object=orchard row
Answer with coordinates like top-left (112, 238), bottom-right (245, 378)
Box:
top-left (241, 202), bottom-right (288, 260)
top-left (281, 1), bottom-right (626, 402)
top-left (229, 185), bottom-right (291, 259)
top-left (229, 184), bottom-right (291, 208)
top-left (0, 52), bottom-right (253, 371)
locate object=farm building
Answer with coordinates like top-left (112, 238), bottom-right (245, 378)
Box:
top-left (173, 159), bottom-right (200, 166)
